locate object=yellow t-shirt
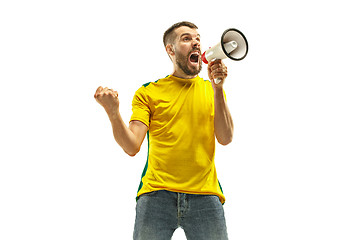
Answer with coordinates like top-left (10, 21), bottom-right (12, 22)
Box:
top-left (130, 75), bottom-right (225, 203)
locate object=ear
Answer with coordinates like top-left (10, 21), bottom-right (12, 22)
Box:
top-left (166, 44), bottom-right (175, 56)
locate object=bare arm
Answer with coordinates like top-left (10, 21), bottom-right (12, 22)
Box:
top-left (208, 60), bottom-right (234, 145)
top-left (94, 86), bottom-right (148, 156)
top-left (213, 88), bottom-right (234, 145)
top-left (109, 112), bottom-right (148, 156)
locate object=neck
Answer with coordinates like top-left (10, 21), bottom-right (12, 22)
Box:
top-left (171, 66), bottom-right (197, 79)
top-left (171, 71), bottom-right (197, 79)
top-left (168, 74), bottom-right (198, 84)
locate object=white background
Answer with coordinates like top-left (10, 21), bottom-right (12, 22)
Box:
top-left (1, 0), bottom-right (359, 239)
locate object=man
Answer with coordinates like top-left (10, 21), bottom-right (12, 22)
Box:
top-left (94, 21), bottom-right (233, 240)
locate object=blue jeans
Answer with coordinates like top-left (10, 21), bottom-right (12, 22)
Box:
top-left (133, 190), bottom-right (228, 240)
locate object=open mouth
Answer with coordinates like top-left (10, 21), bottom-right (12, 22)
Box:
top-left (189, 53), bottom-right (200, 64)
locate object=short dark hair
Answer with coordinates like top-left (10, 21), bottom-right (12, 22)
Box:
top-left (163, 21), bottom-right (198, 47)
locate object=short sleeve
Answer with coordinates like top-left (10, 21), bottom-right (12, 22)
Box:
top-left (130, 87), bottom-right (151, 127)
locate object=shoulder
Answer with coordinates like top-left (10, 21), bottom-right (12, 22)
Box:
top-left (133, 76), bottom-right (169, 101)
top-left (134, 78), bottom-right (161, 94)
top-left (142, 80), bottom-right (159, 88)
top-left (141, 75), bottom-right (170, 89)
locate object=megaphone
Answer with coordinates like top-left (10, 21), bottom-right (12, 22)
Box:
top-left (202, 28), bottom-right (248, 84)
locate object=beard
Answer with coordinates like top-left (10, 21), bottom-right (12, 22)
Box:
top-left (175, 49), bottom-right (202, 77)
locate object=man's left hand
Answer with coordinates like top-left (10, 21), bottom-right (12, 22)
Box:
top-left (207, 59), bottom-right (228, 87)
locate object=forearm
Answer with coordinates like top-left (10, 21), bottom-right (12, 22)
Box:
top-left (108, 111), bottom-right (140, 156)
top-left (214, 88), bottom-right (234, 145)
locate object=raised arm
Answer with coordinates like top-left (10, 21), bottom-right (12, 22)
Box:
top-left (94, 86), bottom-right (148, 156)
top-left (208, 60), bottom-right (234, 145)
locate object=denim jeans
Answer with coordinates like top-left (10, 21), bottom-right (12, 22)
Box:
top-left (133, 190), bottom-right (228, 240)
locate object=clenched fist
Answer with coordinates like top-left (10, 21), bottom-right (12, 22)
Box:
top-left (94, 86), bottom-right (119, 115)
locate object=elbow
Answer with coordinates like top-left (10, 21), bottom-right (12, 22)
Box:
top-left (218, 135), bottom-right (233, 146)
top-left (215, 119), bottom-right (234, 146)
top-left (115, 139), bottom-right (141, 157)
top-left (216, 129), bottom-right (233, 146)
top-left (124, 147), bottom-right (140, 157)
top-left (125, 151), bottom-right (137, 157)
top-left (216, 131), bottom-right (233, 146)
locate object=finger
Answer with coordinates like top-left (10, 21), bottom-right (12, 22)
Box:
top-left (212, 68), bottom-right (227, 77)
top-left (210, 63), bottom-right (226, 72)
top-left (211, 59), bottom-right (222, 65)
top-left (210, 64), bottom-right (219, 71)
top-left (211, 69), bottom-right (227, 78)
top-left (100, 87), bottom-right (109, 95)
top-left (208, 59), bottom-right (221, 68)
top-left (213, 73), bottom-right (227, 79)
top-left (109, 90), bottom-right (117, 98)
top-left (208, 61), bottom-right (215, 68)
top-left (94, 86), bottom-right (103, 98)
top-left (210, 65), bottom-right (225, 72)
top-left (105, 89), bottom-right (113, 96)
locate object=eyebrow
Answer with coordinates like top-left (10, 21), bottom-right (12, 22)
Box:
top-left (180, 33), bottom-right (201, 38)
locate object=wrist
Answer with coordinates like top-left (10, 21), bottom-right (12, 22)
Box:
top-left (211, 77), bottom-right (225, 90)
top-left (213, 86), bottom-right (226, 104)
top-left (213, 85), bottom-right (224, 95)
top-left (107, 108), bottom-right (120, 121)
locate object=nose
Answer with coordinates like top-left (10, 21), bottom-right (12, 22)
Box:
top-left (192, 39), bottom-right (200, 48)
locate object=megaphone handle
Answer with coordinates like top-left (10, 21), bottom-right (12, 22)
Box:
top-left (214, 78), bottom-right (222, 84)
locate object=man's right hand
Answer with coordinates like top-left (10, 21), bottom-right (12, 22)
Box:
top-left (94, 86), bottom-right (119, 116)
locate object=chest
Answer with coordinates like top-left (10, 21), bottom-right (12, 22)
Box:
top-left (150, 83), bottom-right (214, 125)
